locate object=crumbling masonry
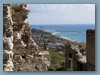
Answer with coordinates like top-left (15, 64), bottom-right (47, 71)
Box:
top-left (3, 4), bottom-right (50, 71)
top-left (65, 29), bottom-right (95, 71)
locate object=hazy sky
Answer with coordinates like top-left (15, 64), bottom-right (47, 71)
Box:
top-left (27, 4), bottom-right (95, 25)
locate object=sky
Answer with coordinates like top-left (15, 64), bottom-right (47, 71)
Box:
top-left (27, 4), bottom-right (95, 25)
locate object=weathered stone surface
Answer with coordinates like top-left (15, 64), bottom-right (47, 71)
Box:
top-left (3, 4), bottom-right (50, 71)
top-left (3, 37), bottom-right (14, 50)
top-left (3, 50), bottom-right (13, 62)
top-left (65, 43), bottom-right (86, 71)
top-left (86, 29), bottom-right (95, 71)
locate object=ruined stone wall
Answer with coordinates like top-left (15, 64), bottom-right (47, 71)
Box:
top-left (86, 29), bottom-right (95, 70)
top-left (65, 29), bottom-right (95, 71)
top-left (3, 4), bottom-right (49, 71)
top-left (65, 44), bottom-right (86, 71)
top-left (3, 4), bottom-right (14, 71)
top-left (65, 44), bottom-right (74, 71)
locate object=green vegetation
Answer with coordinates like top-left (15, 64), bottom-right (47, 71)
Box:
top-left (38, 47), bottom-right (46, 51)
top-left (38, 47), bottom-right (65, 71)
top-left (79, 42), bottom-right (86, 44)
top-left (48, 50), bottom-right (65, 71)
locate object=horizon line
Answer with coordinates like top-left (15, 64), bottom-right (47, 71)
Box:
top-left (29, 24), bottom-right (95, 25)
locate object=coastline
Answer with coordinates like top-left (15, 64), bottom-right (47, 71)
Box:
top-left (30, 24), bottom-right (95, 43)
top-left (39, 29), bottom-right (78, 43)
top-left (31, 28), bottom-right (84, 45)
top-left (31, 27), bottom-right (87, 43)
top-left (58, 36), bottom-right (76, 42)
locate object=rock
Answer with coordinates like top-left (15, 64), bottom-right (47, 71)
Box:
top-left (78, 55), bottom-right (86, 64)
top-left (42, 58), bottom-right (50, 67)
top-left (13, 31), bottom-right (21, 40)
top-left (4, 29), bottom-right (13, 38)
top-left (3, 17), bottom-right (13, 28)
top-left (76, 51), bottom-right (83, 59)
top-left (14, 40), bottom-right (26, 50)
top-left (3, 37), bottom-right (13, 50)
top-left (3, 50), bottom-right (13, 61)
top-left (27, 55), bottom-right (33, 59)
top-left (6, 59), bottom-right (14, 71)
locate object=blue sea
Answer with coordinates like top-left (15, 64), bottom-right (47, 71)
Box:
top-left (31, 24), bottom-right (95, 43)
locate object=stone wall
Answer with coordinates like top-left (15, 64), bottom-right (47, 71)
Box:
top-left (65, 29), bottom-right (95, 71)
top-left (3, 4), bottom-right (49, 71)
top-left (65, 43), bottom-right (86, 71)
top-left (3, 4), bottom-right (14, 71)
top-left (86, 29), bottom-right (95, 71)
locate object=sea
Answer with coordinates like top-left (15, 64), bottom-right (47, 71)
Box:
top-left (31, 24), bottom-right (95, 43)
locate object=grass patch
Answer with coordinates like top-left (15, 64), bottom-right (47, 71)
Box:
top-left (48, 50), bottom-right (65, 71)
